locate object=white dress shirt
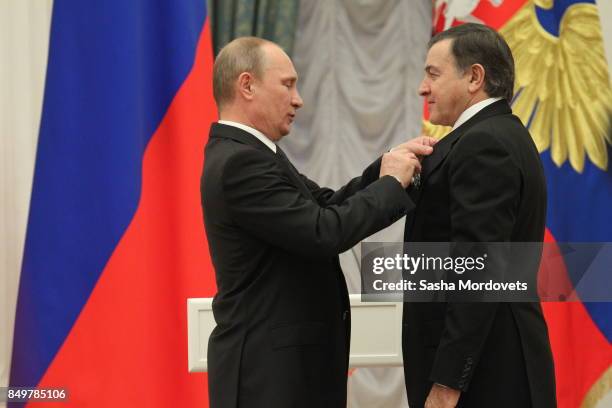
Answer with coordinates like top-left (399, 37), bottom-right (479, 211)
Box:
top-left (451, 97), bottom-right (503, 131)
top-left (218, 120), bottom-right (277, 153)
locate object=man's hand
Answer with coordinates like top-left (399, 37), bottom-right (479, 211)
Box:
top-left (381, 136), bottom-right (436, 188)
top-left (379, 150), bottom-right (421, 188)
top-left (390, 136), bottom-right (437, 159)
top-left (424, 383), bottom-right (461, 408)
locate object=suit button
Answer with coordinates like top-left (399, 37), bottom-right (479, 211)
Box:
top-left (342, 310), bottom-right (350, 321)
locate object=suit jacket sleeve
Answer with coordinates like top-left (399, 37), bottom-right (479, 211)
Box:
top-left (296, 158), bottom-right (383, 206)
top-left (222, 150), bottom-right (410, 258)
top-left (430, 130), bottom-right (520, 391)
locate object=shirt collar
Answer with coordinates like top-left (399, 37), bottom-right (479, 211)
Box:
top-left (452, 97), bottom-right (503, 131)
top-left (218, 120), bottom-right (277, 153)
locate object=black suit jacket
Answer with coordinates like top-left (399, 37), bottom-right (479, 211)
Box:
top-left (402, 101), bottom-right (556, 408)
top-left (201, 123), bottom-right (413, 408)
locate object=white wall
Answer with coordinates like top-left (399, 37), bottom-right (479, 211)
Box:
top-left (0, 2), bottom-right (53, 405)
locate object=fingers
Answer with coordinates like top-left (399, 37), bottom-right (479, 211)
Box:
top-left (391, 136), bottom-right (437, 156)
top-left (394, 135), bottom-right (437, 149)
top-left (410, 157), bottom-right (422, 174)
top-left (380, 151), bottom-right (422, 188)
top-left (396, 152), bottom-right (421, 173)
top-left (393, 150), bottom-right (424, 171)
top-left (413, 135), bottom-right (438, 147)
top-left (406, 143), bottom-right (434, 157)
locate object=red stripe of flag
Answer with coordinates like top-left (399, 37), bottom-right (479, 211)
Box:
top-left (542, 230), bottom-right (612, 408)
top-left (32, 19), bottom-right (217, 408)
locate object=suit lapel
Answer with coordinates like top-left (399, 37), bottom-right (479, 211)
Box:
top-left (421, 100), bottom-right (512, 182)
top-left (421, 129), bottom-right (461, 182)
top-left (209, 122), bottom-right (273, 153)
top-left (275, 147), bottom-right (317, 201)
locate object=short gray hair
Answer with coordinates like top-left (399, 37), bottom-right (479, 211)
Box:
top-left (213, 37), bottom-right (271, 109)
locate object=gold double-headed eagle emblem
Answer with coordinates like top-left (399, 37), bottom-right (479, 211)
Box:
top-left (424, 0), bottom-right (612, 173)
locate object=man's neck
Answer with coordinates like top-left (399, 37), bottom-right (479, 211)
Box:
top-left (452, 95), bottom-right (502, 131)
top-left (461, 93), bottom-right (489, 115)
top-left (217, 117), bottom-right (277, 153)
top-left (219, 109), bottom-right (254, 128)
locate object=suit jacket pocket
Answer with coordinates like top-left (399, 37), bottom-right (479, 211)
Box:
top-left (271, 322), bottom-right (328, 350)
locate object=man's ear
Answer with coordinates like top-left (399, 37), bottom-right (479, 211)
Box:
top-left (237, 72), bottom-right (255, 100)
top-left (468, 64), bottom-right (485, 94)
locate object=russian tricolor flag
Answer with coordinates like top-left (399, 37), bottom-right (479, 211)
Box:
top-left (9, 0), bottom-right (216, 406)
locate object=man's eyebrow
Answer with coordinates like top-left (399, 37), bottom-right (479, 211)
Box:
top-left (425, 65), bottom-right (438, 74)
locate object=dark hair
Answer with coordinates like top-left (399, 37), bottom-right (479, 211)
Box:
top-left (429, 23), bottom-right (515, 102)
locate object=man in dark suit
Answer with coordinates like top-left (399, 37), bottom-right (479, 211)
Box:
top-left (402, 24), bottom-right (556, 408)
top-left (201, 37), bottom-right (434, 408)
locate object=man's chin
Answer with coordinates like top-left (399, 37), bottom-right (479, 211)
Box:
top-left (429, 117), bottom-right (451, 127)
top-left (270, 131), bottom-right (289, 142)
top-left (280, 126), bottom-right (292, 137)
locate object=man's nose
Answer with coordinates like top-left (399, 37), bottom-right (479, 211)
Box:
top-left (418, 80), bottom-right (429, 97)
top-left (292, 91), bottom-right (304, 109)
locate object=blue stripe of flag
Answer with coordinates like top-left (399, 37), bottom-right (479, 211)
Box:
top-left (10, 0), bottom-right (206, 389)
top-left (541, 147), bottom-right (612, 342)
